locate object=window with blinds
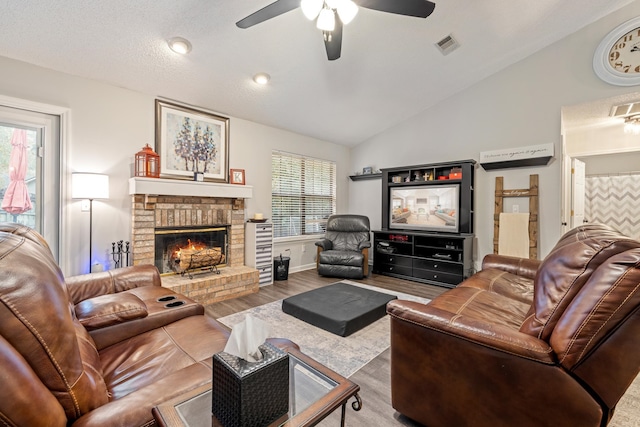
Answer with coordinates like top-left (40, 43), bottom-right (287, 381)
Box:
top-left (271, 150), bottom-right (336, 238)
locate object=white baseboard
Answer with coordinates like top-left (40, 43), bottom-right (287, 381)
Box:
top-left (288, 262), bottom-right (373, 275)
top-left (289, 263), bottom-right (316, 273)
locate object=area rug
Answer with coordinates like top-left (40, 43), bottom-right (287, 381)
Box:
top-left (217, 281), bottom-right (429, 378)
top-left (610, 373), bottom-right (640, 427)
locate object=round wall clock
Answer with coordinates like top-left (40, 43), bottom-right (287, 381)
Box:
top-left (593, 16), bottom-right (640, 86)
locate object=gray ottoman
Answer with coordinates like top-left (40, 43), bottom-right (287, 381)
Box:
top-left (282, 282), bottom-right (397, 337)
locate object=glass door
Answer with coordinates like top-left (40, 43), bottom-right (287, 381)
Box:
top-left (0, 105), bottom-right (60, 260)
top-left (0, 124), bottom-right (39, 227)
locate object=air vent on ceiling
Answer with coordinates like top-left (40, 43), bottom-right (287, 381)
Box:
top-left (435, 34), bottom-right (460, 56)
top-left (610, 102), bottom-right (640, 117)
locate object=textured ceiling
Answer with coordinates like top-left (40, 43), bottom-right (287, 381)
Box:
top-left (562, 92), bottom-right (640, 132)
top-left (0, 0), bottom-right (635, 146)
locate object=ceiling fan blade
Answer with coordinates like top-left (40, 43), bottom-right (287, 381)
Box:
top-left (236, 0), bottom-right (301, 29)
top-left (324, 19), bottom-right (343, 61)
top-left (355, 0), bottom-right (435, 18)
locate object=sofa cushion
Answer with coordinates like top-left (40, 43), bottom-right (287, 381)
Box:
top-left (75, 293), bottom-right (148, 330)
top-left (0, 232), bottom-right (108, 420)
top-left (520, 224), bottom-right (640, 340)
top-left (318, 249), bottom-right (364, 267)
top-left (0, 334), bottom-right (67, 427)
top-left (458, 268), bottom-right (534, 305)
top-left (100, 315), bottom-right (230, 399)
top-left (323, 215), bottom-right (370, 252)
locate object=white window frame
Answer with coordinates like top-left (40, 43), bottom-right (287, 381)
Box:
top-left (271, 150), bottom-right (336, 240)
top-left (0, 95), bottom-right (69, 264)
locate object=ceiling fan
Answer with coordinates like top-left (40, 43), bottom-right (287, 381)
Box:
top-left (236, 0), bottom-right (436, 60)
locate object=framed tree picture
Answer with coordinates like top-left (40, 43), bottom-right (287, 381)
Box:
top-left (155, 99), bottom-right (229, 182)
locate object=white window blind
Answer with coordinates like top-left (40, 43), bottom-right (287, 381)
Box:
top-left (271, 150), bottom-right (336, 238)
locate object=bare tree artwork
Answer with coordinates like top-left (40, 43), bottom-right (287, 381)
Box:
top-left (173, 117), bottom-right (218, 173)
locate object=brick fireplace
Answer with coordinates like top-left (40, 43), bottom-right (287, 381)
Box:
top-left (129, 177), bottom-right (258, 305)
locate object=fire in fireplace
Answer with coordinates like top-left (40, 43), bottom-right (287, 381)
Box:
top-left (154, 226), bottom-right (228, 277)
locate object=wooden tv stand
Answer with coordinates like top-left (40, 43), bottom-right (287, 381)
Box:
top-left (372, 230), bottom-right (474, 288)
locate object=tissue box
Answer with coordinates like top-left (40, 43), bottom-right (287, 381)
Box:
top-left (212, 342), bottom-right (289, 427)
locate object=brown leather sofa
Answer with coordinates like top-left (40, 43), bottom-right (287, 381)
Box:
top-left (0, 223), bottom-right (296, 426)
top-left (387, 224), bottom-right (640, 427)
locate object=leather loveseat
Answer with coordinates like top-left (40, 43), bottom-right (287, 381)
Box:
top-left (0, 223), bottom-right (296, 426)
top-left (387, 224), bottom-right (640, 427)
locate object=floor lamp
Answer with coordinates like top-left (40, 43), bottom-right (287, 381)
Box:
top-left (72, 172), bottom-right (109, 273)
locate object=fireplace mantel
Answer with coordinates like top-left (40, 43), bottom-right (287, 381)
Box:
top-left (128, 177), bottom-right (253, 199)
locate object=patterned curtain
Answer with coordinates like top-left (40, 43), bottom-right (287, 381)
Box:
top-left (585, 173), bottom-right (640, 240)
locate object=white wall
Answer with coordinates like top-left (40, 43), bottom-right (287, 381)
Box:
top-left (4, 1), bottom-right (640, 275)
top-left (566, 122), bottom-right (640, 157)
top-left (0, 56), bottom-right (349, 276)
top-left (350, 1), bottom-right (640, 266)
top-left (578, 151), bottom-right (640, 175)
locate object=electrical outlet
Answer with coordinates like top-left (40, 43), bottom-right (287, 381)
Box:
top-left (301, 244), bottom-right (306, 253)
top-left (512, 204), bottom-right (519, 213)
top-left (81, 200), bottom-right (90, 212)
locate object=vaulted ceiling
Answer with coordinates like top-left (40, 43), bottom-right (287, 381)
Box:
top-left (0, 0), bottom-right (635, 146)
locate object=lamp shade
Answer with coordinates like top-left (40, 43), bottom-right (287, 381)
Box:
top-left (72, 173), bottom-right (109, 199)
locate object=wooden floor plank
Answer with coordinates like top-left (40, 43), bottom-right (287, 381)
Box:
top-left (204, 269), bottom-right (445, 319)
top-left (204, 269), bottom-right (446, 426)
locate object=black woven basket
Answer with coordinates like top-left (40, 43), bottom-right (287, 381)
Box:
top-left (212, 342), bottom-right (289, 427)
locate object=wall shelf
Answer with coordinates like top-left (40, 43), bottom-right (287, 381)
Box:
top-left (349, 173), bottom-right (382, 181)
top-left (480, 156), bottom-right (552, 170)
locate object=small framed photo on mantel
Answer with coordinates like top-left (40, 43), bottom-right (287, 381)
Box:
top-left (230, 169), bottom-right (245, 185)
top-left (362, 166), bottom-right (373, 175)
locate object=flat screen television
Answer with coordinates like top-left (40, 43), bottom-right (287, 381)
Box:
top-left (389, 184), bottom-right (460, 233)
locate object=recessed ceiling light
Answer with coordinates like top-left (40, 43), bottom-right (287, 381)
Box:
top-left (168, 37), bottom-right (192, 54)
top-left (253, 73), bottom-right (271, 85)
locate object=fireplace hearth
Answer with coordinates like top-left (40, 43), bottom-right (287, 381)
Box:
top-left (155, 226), bottom-right (228, 277)
top-left (130, 188), bottom-right (259, 305)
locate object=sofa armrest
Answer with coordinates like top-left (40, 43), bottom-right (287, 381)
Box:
top-left (358, 241), bottom-right (371, 250)
top-left (75, 293), bottom-right (148, 330)
top-left (66, 265), bottom-right (161, 304)
top-left (387, 300), bottom-right (554, 363)
top-left (481, 253), bottom-right (541, 280)
top-left (315, 239), bottom-right (333, 250)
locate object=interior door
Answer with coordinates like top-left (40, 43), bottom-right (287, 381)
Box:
top-left (571, 158), bottom-right (586, 228)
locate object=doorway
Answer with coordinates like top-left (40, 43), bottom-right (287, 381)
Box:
top-left (561, 93), bottom-right (640, 239)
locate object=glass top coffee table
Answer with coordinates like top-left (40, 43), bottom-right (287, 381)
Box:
top-left (153, 347), bottom-right (361, 427)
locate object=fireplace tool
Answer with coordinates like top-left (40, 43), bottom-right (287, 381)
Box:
top-left (111, 240), bottom-right (130, 268)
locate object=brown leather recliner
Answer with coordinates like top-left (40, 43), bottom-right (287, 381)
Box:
top-left (387, 223), bottom-right (640, 427)
top-left (0, 223), bottom-right (296, 426)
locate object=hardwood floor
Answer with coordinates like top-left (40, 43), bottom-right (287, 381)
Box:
top-left (204, 269), bottom-right (446, 319)
top-left (204, 269), bottom-right (447, 426)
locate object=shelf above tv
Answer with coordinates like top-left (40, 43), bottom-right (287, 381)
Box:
top-left (349, 173), bottom-right (382, 181)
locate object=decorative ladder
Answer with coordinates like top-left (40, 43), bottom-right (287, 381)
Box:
top-left (493, 174), bottom-right (539, 259)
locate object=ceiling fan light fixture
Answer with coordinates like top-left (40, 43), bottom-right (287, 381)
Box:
top-left (325, 0), bottom-right (342, 9)
top-left (301, 0), bottom-right (323, 20)
top-left (624, 115), bottom-right (640, 135)
top-left (336, 0), bottom-right (358, 24)
top-left (316, 8), bottom-right (335, 31)
top-left (167, 37), bottom-right (192, 54)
